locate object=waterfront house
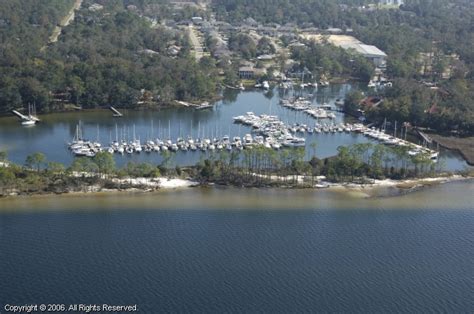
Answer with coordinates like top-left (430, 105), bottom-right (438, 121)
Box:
top-left (238, 66), bottom-right (256, 79)
top-left (238, 64), bottom-right (265, 79)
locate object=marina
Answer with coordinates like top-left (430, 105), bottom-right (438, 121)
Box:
top-left (0, 84), bottom-right (468, 170)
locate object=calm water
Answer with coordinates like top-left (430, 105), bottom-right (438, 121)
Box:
top-left (0, 181), bottom-right (473, 312)
top-left (0, 84), bottom-right (469, 171)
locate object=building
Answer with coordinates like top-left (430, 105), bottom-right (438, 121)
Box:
top-left (257, 54), bottom-right (274, 61)
top-left (191, 17), bottom-right (203, 25)
top-left (88, 4), bottom-right (104, 12)
top-left (238, 66), bottom-right (256, 79)
top-left (379, 0), bottom-right (404, 6)
top-left (340, 42), bottom-right (387, 67)
top-left (303, 34), bottom-right (388, 67)
top-left (238, 66), bottom-right (265, 79)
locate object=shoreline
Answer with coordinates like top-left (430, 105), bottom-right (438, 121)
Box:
top-left (324, 175), bottom-right (471, 198)
top-left (0, 94), bottom-right (223, 119)
top-left (428, 133), bottom-right (474, 166)
top-left (0, 175), bottom-right (472, 213)
top-left (1, 174), bottom-right (471, 200)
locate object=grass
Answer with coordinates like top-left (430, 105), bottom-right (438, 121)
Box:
top-left (429, 134), bottom-right (474, 166)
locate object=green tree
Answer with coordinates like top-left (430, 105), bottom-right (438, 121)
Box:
top-left (47, 161), bottom-right (65, 173)
top-left (25, 152), bottom-right (46, 171)
top-left (0, 166), bottom-right (16, 194)
top-left (93, 152), bottom-right (116, 178)
top-left (0, 151), bottom-right (7, 162)
top-left (70, 157), bottom-right (99, 174)
top-left (257, 37), bottom-right (276, 55)
top-left (344, 90), bottom-right (364, 116)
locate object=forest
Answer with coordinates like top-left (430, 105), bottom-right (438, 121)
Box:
top-left (0, 0), bottom-right (219, 114)
top-left (0, 0), bottom-right (473, 135)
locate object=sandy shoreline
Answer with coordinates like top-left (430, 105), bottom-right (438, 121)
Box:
top-left (323, 175), bottom-right (471, 198)
top-left (1, 174), bottom-right (471, 200)
top-left (325, 175), bottom-right (467, 190)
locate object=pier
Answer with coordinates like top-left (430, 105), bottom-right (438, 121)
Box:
top-left (110, 106), bottom-right (123, 117)
top-left (12, 110), bottom-right (29, 121)
top-left (12, 106), bottom-right (40, 125)
top-left (416, 129), bottom-right (433, 144)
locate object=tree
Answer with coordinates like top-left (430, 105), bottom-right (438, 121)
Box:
top-left (370, 144), bottom-right (386, 178)
top-left (0, 151), bottom-right (7, 162)
top-left (25, 152), bottom-right (46, 171)
top-left (344, 90), bottom-right (364, 116)
top-left (229, 33), bottom-right (256, 59)
top-left (0, 166), bottom-right (15, 194)
top-left (93, 152), bottom-right (115, 178)
top-left (257, 37), bottom-right (276, 55)
top-left (199, 159), bottom-right (214, 183)
top-left (47, 161), bottom-right (65, 173)
top-left (70, 157), bottom-right (98, 174)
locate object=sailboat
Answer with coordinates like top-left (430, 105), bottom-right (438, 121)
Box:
top-left (21, 103), bottom-right (38, 126)
top-left (28, 103), bottom-right (40, 122)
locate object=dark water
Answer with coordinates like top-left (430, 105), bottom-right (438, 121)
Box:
top-left (0, 84), bottom-right (469, 171)
top-left (1, 186), bottom-right (473, 312)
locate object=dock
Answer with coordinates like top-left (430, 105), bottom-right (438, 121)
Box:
top-left (417, 129), bottom-right (433, 144)
top-left (175, 100), bottom-right (214, 110)
top-left (194, 102), bottom-right (214, 110)
top-left (110, 106), bottom-right (123, 117)
top-left (12, 110), bottom-right (29, 121)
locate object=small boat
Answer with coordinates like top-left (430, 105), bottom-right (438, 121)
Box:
top-left (319, 80), bottom-right (329, 87)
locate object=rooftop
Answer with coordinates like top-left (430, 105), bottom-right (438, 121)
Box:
top-left (340, 43), bottom-right (387, 57)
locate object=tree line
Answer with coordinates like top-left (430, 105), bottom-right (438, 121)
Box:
top-left (195, 143), bottom-right (443, 187)
top-left (0, 142), bottom-right (449, 195)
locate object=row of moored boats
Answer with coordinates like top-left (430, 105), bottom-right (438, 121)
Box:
top-left (280, 98), bottom-right (337, 119)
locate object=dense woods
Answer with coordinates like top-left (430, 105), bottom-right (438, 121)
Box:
top-left (0, 0), bottom-right (473, 135)
top-left (0, 0), bottom-right (219, 114)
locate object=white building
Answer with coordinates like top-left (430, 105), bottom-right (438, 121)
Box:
top-left (339, 42), bottom-right (387, 67)
top-left (379, 0), bottom-right (404, 6)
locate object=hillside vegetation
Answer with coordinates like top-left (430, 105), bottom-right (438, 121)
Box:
top-left (0, 0), bottom-right (219, 114)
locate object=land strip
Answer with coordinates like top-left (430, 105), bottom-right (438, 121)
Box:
top-left (429, 134), bottom-right (474, 166)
